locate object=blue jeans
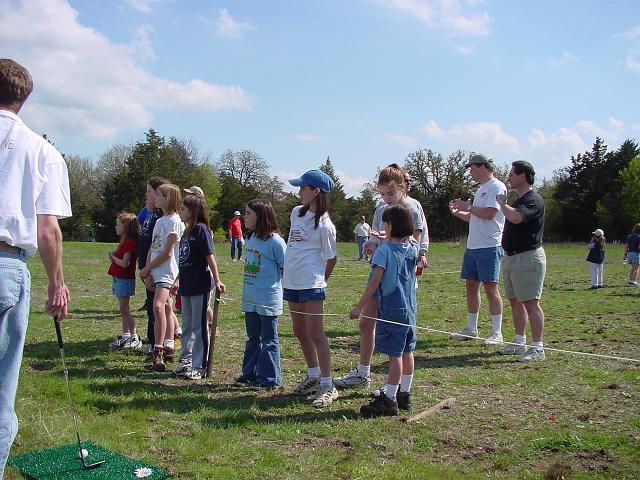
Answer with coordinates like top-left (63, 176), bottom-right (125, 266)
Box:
top-left (241, 312), bottom-right (281, 386)
top-left (231, 237), bottom-right (243, 260)
top-left (357, 236), bottom-right (368, 260)
top-left (0, 251), bottom-right (30, 478)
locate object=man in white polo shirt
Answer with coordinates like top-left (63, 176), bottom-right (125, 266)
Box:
top-left (0, 59), bottom-right (72, 476)
top-left (448, 154), bottom-right (506, 345)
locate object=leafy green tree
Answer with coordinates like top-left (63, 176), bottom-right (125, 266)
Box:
top-left (61, 154), bottom-right (103, 240)
top-left (619, 156), bottom-right (640, 230)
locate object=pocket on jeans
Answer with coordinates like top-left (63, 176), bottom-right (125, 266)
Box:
top-left (0, 265), bottom-right (22, 309)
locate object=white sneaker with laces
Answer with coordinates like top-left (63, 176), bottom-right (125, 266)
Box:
top-left (123, 336), bottom-right (141, 349)
top-left (449, 327), bottom-right (479, 341)
top-left (293, 375), bottom-right (320, 395)
top-left (484, 331), bottom-right (503, 345)
top-left (312, 384), bottom-right (338, 408)
top-left (185, 368), bottom-right (204, 380)
top-left (497, 342), bottom-right (527, 355)
top-left (516, 347), bottom-right (546, 362)
top-left (171, 359), bottom-right (192, 377)
top-left (333, 368), bottom-right (371, 388)
top-left (108, 335), bottom-right (127, 349)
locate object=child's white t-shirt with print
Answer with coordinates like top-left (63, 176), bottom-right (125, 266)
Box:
top-left (150, 213), bottom-right (184, 285)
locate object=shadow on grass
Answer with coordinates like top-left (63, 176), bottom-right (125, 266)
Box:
top-left (414, 351), bottom-right (502, 369)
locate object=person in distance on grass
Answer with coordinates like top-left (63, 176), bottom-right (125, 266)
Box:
top-left (351, 204), bottom-right (417, 417)
top-left (334, 164), bottom-right (424, 391)
top-left (171, 192), bottom-right (225, 380)
top-left (623, 223), bottom-right (640, 287)
top-left (107, 212), bottom-right (141, 349)
top-left (496, 161), bottom-right (547, 362)
top-left (586, 228), bottom-right (605, 289)
top-left (353, 215), bottom-right (371, 261)
top-left (235, 199), bottom-right (286, 388)
top-left (0, 59), bottom-right (72, 478)
top-left (284, 170), bottom-right (339, 408)
top-left (140, 184), bottom-right (184, 371)
top-left (228, 210), bottom-right (244, 261)
top-left (448, 153), bottom-right (506, 345)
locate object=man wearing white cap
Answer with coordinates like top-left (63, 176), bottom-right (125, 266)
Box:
top-left (228, 210), bottom-right (244, 261)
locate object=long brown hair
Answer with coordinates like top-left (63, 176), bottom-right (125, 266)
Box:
top-left (182, 194), bottom-right (210, 238)
top-left (247, 199), bottom-right (278, 240)
top-left (117, 212), bottom-right (140, 247)
top-left (299, 190), bottom-right (329, 229)
top-left (378, 164), bottom-right (406, 195)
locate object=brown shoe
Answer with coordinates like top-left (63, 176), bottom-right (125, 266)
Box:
top-left (163, 346), bottom-right (176, 362)
top-left (153, 347), bottom-right (166, 372)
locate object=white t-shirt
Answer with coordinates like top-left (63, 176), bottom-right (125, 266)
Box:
top-left (353, 222), bottom-right (371, 237)
top-left (0, 110), bottom-right (71, 257)
top-left (283, 206), bottom-right (337, 290)
top-left (150, 213), bottom-right (185, 285)
top-left (467, 177), bottom-right (507, 249)
top-left (370, 199), bottom-right (425, 250)
top-left (404, 196), bottom-right (430, 252)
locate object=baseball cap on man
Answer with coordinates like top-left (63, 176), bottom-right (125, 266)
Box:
top-left (184, 186), bottom-right (204, 197)
top-left (466, 153), bottom-right (492, 168)
top-left (592, 228), bottom-right (604, 237)
top-left (233, 210), bottom-right (241, 216)
top-left (288, 169), bottom-right (334, 192)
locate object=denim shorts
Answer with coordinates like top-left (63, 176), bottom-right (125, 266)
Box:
top-left (112, 277), bottom-right (135, 297)
top-left (628, 251), bottom-right (640, 265)
top-left (374, 307), bottom-right (417, 357)
top-left (283, 288), bottom-right (326, 303)
top-left (461, 246), bottom-right (503, 283)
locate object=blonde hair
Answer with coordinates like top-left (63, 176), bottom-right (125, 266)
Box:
top-left (157, 183), bottom-right (182, 215)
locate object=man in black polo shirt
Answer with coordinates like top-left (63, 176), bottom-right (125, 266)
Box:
top-left (496, 161), bottom-right (547, 362)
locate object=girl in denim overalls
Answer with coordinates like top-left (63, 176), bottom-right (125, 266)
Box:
top-left (350, 204), bottom-right (418, 418)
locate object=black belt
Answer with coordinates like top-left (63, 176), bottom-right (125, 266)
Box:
top-left (504, 247), bottom-right (537, 257)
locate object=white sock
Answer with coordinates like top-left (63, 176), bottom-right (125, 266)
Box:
top-left (491, 314), bottom-right (502, 334)
top-left (320, 376), bottom-right (332, 387)
top-left (532, 341), bottom-right (543, 350)
top-left (385, 383), bottom-right (399, 399)
top-left (122, 332), bottom-right (131, 339)
top-left (357, 364), bottom-right (370, 376)
top-left (164, 339), bottom-right (175, 349)
top-left (467, 312), bottom-right (479, 331)
top-left (308, 366), bottom-right (321, 378)
top-left (514, 334), bottom-right (526, 345)
top-left (400, 374), bottom-right (413, 393)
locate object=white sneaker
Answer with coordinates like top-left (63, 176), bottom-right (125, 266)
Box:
top-left (122, 336), bottom-right (141, 349)
top-left (171, 359), bottom-right (192, 377)
top-left (497, 342), bottom-right (527, 355)
top-left (517, 347), bottom-right (546, 362)
top-left (293, 375), bottom-right (320, 395)
top-left (449, 327), bottom-right (478, 341)
top-left (484, 331), bottom-right (503, 346)
top-left (333, 368), bottom-right (371, 388)
top-left (629, 281), bottom-right (639, 287)
top-left (185, 368), bottom-right (204, 380)
top-left (108, 335), bottom-right (127, 349)
top-left (312, 383), bottom-right (338, 408)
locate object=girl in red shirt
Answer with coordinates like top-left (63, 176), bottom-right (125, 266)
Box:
top-left (108, 212), bottom-right (140, 349)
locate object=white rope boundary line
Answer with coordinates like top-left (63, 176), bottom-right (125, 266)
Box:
top-left (218, 295), bottom-right (640, 364)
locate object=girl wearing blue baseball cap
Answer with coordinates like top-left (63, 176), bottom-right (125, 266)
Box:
top-left (283, 169), bottom-right (338, 407)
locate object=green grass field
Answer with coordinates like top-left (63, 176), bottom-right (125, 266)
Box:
top-left (6, 242), bottom-right (640, 479)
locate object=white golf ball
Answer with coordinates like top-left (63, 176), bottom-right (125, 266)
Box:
top-left (79, 448), bottom-right (88, 459)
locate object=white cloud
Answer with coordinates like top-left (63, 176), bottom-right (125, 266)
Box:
top-left (292, 133), bottom-right (325, 143)
top-left (374, 0), bottom-right (490, 37)
top-left (616, 25), bottom-right (640, 72)
top-left (548, 50), bottom-right (576, 68)
top-left (0, 0), bottom-right (252, 140)
top-left (336, 170), bottom-right (370, 195)
top-left (454, 44), bottom-right (476, 55)
top-left (132, 24), bottom-right (156, 61)
top-left (384, 132), bottom-right (417, 147)
top-left (125, 0), bottom-right (160, 13)
top-left (419, 120), bottom-right (520, 153)
top-left (215, 8), bottom-right (254, 39)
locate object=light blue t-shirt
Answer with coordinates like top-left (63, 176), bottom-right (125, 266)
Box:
top-left (371, 241), bottom-right (417, 311)
top-left (242, 233), bottom-right (287, 316)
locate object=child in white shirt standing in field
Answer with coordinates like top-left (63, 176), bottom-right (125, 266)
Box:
top-left (107, 212), bottom-right (141, 349)
top-left (140, 183), bottom-right (184, 372)
top-left (236, 198), bottom-right (287, 388)
top-left (351, 204), bottom-right (418, 417)
top-left (586, 228), bottom-right (606, 289)
top-left (284, 170), bottom-right (338, 407)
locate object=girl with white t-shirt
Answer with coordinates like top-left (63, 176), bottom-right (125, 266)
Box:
top-left (284, 170), bottom-right (338, 408)
top-left (140, 183), bottom-right (184, 372)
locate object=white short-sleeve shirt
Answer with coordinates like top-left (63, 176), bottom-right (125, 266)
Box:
top-left (150, 213), bottom-right (185, 285)
top-left (467, 177), bottom-right (507, 249)
top-left (0, 111), bottom-right (71, 257)
top-left (283, 206), bottom-right (337, 290)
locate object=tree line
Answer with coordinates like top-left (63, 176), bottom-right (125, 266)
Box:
top-left (60, 129), bottom-right (639, 243)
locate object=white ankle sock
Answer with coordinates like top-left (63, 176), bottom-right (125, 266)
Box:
top-left (357, 364), bottom-right (370, 376)
top-left (122, 332), bottom-right (131, 339)
top-left (308, 366), bottom-right (321, 378)
top-left (467, 312), bottom-right (479, 331)
top-left (514, 334), bottom-right (526, 345)
top-left (532, 341), bottom-right (543, 350)
top-left (320, 376), bottom-right (332, 387)
top-left (400, 374), bottom-right (413, 393)
top-left (490, 314), bottom-right (502, 333)
top-left (385, 383), bottom-right (399, 399)
top-left (164, 339), bottom-right (174, 348)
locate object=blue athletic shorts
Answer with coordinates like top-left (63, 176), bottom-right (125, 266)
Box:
top-left (374, 307), bottom-right (417, 357)
top-left (283, 288), bottom-right (326, 303)
top-left (112, 277), bottom-right (135, 297)
top-left (461, 246), bottom-right (503, 283)
top-left (628, 251), bottom-right (640, 265)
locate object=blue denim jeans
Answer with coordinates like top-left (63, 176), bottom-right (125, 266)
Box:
top-left (0, 250), bottom-right (30, 478)
top-left (241, 312), bottom-right (281, 386)
top-left (357, 236), bottom-right (368, 260)
top-left (231, 237), bottom-right (243, 260)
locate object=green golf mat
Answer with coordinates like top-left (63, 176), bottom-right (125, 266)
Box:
top-left (8, 441), bottom-right (169, 479)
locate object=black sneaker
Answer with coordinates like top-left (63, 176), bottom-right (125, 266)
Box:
top-left (234, 375), bottom-right (255, 386)
top-left (360, 393), bottom-right (400, 418)
top-left (396, 391), bottom-right (412, 410)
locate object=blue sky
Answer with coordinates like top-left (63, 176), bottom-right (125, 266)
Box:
top-left (2, 0), bottom-right (639, 195)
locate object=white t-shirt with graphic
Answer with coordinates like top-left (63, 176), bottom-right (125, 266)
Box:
top-left (283, 206), bottom-right (337, 290)
top-left (150, 213), bottom-right (185, 285)
top-left (467, 177), bottom-right (507, 249)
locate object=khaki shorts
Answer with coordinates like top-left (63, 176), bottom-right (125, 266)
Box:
top-left (502, 247), bottom-right (546, 301)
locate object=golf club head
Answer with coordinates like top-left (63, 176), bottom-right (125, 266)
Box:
top-left (81, 458), bottom-right (106, 469)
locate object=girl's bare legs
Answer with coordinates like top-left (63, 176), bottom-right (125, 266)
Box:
top-left (152, 288), bottom-right (170, 348)
top-left (118, 296), bottom-right (135, 335)
top-left (290, 301), bottom-right (318, 369)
